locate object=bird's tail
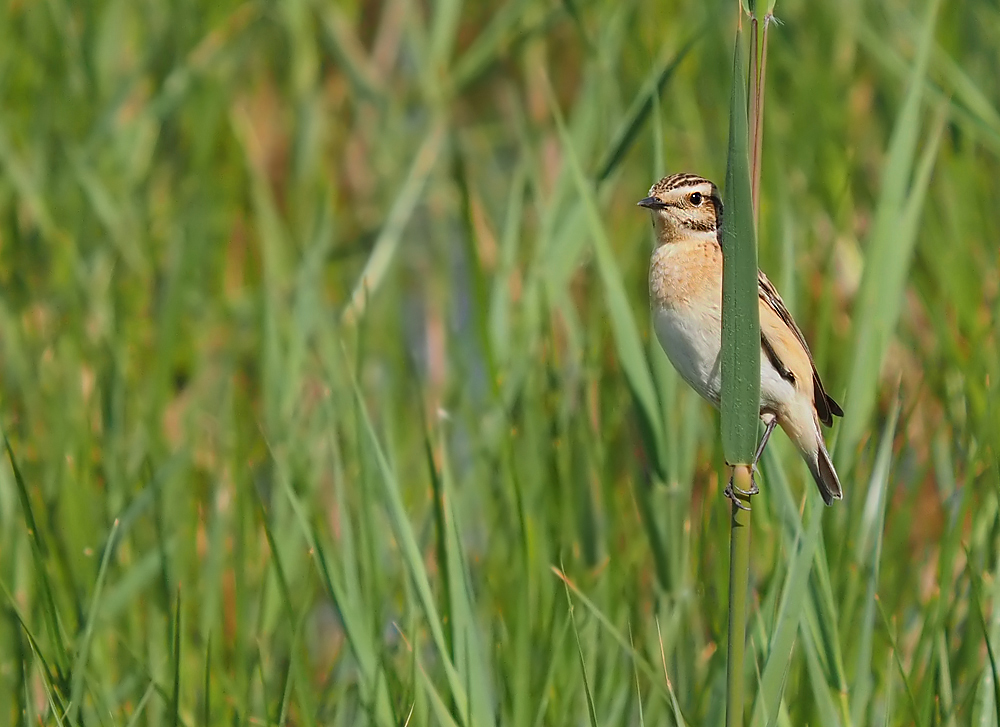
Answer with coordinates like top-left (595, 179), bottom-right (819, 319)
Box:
top-left (807, 432), bottom-right (843, 506)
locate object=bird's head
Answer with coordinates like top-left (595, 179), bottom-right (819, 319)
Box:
top-left (637, 173), bottom-right (722, 245)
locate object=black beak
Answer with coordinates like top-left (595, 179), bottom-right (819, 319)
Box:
top-left (637, 196), bottom-right (666, 210)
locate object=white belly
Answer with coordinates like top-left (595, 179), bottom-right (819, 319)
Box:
top-left (652, 305), bottom-right (799, 417)
top-left (653, 305), bottom-right (723, 406)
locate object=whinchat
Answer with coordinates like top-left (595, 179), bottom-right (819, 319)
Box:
top-left (639, 173), bottom-right (843, 505)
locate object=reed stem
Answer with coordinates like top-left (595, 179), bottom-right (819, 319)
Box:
top-left (725, 465), bottom-right (754, 727)
top-left (723, 2), bottom-right (771, 725)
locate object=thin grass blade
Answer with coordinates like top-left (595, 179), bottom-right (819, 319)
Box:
top-left (838, 0), bottom-right (944, 471)
top-left (541, 74), bottom-right (667, 476)
top-left (67, 518), bottom-right (121, 723)
top-left (850, 393), bottom-right (902, 724)
top-left (347, 369), bottom-right (477, 725)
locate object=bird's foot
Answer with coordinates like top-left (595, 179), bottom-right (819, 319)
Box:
top-left (724, 469), bottom-right (759, 510)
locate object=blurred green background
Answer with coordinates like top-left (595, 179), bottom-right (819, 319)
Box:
top-left (1, 0), bottom-right (998, 724)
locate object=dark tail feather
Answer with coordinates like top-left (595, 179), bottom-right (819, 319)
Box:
top-left (807, 437), bottom-right (843, 506)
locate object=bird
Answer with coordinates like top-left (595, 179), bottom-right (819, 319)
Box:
top-left (638, 172), bottom-right (843, 507)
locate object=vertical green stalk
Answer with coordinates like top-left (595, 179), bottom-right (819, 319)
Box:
top-left (748, 8), bottom-right (772, 227)
top-left (726, 467), bottom-right (753, 727)
top-left (722, 1), bottom-right (772, 724)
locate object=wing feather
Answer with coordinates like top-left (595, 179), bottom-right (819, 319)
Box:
top-left (757, 271), bottom-right (843, 427)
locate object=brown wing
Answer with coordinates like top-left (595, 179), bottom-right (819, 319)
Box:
top-left (758, 270), bottom-right (843, 427)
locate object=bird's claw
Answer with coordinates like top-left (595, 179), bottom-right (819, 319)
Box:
top-left (732, 477), bottom-right (760, 497)
top-left (724, 483), bottom-right (752, 510)
top-left (724, 470), bottom-right (759, 510)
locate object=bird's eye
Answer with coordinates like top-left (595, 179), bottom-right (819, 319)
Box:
top-left (689, 192), bottom-right (703, 206)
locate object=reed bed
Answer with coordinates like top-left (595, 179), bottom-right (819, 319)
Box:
top-left (0, 0), bottom-right (998, 724)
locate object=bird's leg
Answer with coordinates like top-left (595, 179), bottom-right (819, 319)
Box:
top-left (751, 418), bottom-right (777, 470)
top-left (725, 419), bottom-right (777, 502)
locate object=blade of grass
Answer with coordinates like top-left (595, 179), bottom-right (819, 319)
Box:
top-left (594, 32), bottom-right (700, 184)
top-left (629, 623), bottom-right (646, 727)
top-left (252, 489), bottom-right (318, 727)
top-left (347, 363), bottom-right (478, 726)
top-left (720, 9), bottom-right (760, 727)
top-left (539, 70), bottom-right (667, 478)
top-left (341, 118), bottom-right (447, 326)
top-left (806, 538), bottom-right (850, 720)
top-left (655, 617), bottom-right (688, 727)
top-left (551, 566), bottom-right (664, 691)
top-left (750, 482), bottom-right (821, 727)
top-left (935, 629), bottom-right (958, 727)
top-left (552, 565), bottom-right (689, 724)
top-left (202, 633), bottom-right (211, 726)
top-left (528, 613), bottom-right (573, 727)
top-left (273, 443), bottom-right (397, 727)
top-left (875, 596), bottom-right (922, 726)
top-left (123, 681), bottom-right (158, 727)
top-left (263, 384), bottom-right (395, 724)
top-left (487, 159), bottom-right (527, 369)
top-left (855, 19), bottom-right (1000, 154)
top-left (0, 126), bottom-right (66, 246)
top-left (316, 3), bottom-right (386, 99)
top-left (849, 393), bottom-right (901, 725)
top-left (801, 624), bottom-right (842, 727)
top-left (560, 561), bottom-right (599, 727)
top-left (171, 587), bottom-right (181, 727)
top-left (1, 585), bottom-right (68, 720)
top-left (967, 551), bottom-right (1000, 726)
top-left (67, 517), bottom-right (121, 723)
top-left (720, 15), bottom-right (761, 467)
top-left (276, 636), bottom-right (297, 727)
top-left (837, 0), bottom-right (944, 472)
top-left (429, 0), bottom-right (462, 75)
top-left (427, 427), bottom-right (495, 727)
top-left (4, 435), bottom-right (71, 692)
top-left (403, 624), bottom-right (462, 727)
top-left (448, 0), bottom-right (540, 92)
